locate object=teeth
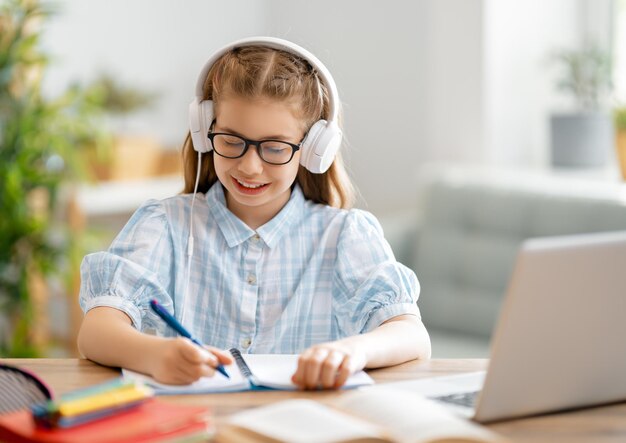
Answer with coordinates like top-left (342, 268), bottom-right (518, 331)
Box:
top-left (237, 179), bottom-right (265, 189)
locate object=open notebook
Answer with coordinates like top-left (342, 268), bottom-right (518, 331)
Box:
top-left (122, 349), bottom-right (374, 394)
top-left (216, 389), bottom-right (505, 442)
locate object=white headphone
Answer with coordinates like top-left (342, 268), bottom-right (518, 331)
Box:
top-left (188, 36), bottom-right (342, 174)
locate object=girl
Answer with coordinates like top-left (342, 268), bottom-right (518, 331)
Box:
top-left (77, 37), bottom-right (431, 390)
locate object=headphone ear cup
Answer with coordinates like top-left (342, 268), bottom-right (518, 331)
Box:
top-left (188, 99), bottom-right (215, 153)
top-left (200, 100), bottom-right (214, 151)
top-left (300, 120), bottom-right (342, 174)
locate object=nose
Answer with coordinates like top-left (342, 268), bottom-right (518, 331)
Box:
top-left (237, 144), bottom-right (264, 175)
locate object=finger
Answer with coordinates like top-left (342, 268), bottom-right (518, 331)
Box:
top-left (205, 346), bottom-right (234, 364)
top-left (292, 349), bottom-right (317, 388)
top-left (175, 343), bottom-right (221, 380)
top-left (179, 359), bottom-right (218, 380)
top-left (320, 351), bottom-right (344, 389)
top-left (179, 340), bottom-right (218, 366)
top-left (334, 356), bottom-right (353, 389)
top-left (176, 338), bottom-right (203, 363)
top-left (199, 363), bottom-right (217, 378)
top-left (198, 348), bottom-right (218, 365)
top-left (291, 364), bottom-right (304, 388)
top-left (303, 348), bottom-right (329, 389)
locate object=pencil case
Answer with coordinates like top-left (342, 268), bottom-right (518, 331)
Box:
top-left (31, 378), bottom-right (154, 429)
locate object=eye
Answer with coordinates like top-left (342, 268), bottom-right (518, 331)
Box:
top-left (265, 144), bottom-right (288, 154)
top-left (222, 136), bottom-right (244, 147)
top-left (212, 134), bottom-right (247, 157)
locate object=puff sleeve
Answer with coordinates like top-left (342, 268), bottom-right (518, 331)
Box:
top-left (332, 210), bottom-right (420, 337)
top-left (78, 199), bottom-right (177, 334)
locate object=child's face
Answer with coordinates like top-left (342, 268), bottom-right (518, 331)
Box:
top-left (213, 95), bottom-right (304, 227)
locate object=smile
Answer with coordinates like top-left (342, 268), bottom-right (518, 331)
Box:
top-left (237, 179), bottom-right (266, 188)
top-left (232, 177), bottom-right (270, 194)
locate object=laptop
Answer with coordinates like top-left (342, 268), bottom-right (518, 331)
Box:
top-left (387, 230), bottom-right (626, 423)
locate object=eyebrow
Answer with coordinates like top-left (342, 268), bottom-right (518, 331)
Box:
top-left (216, 126), bottom-right (295, 141)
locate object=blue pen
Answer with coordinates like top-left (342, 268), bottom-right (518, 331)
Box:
top-left (149, 299), bottom-right (229, 379)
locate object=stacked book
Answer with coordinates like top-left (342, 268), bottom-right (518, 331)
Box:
top-left (31, 378), bottom-right (153, 428)
top-left (0, 377), bottom-right (213, 442)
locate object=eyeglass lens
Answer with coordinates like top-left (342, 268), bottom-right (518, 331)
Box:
top-left (211, 134), bottom-right (295, 165)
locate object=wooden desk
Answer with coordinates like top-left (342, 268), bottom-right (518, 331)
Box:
top-left (3, 358), bottom-right (626, 443)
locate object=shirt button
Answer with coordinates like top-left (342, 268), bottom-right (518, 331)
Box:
top-left (241, 337), bottom-right (252, 349)
top-left (247, 274), bottom-right (257, 285)
top-left (251, 234), bottom-right (261, 243)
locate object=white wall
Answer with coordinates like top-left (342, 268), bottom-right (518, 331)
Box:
top-left (43, 0), bottom-right (270, 145)
top-left (484, 0), bottom-right (616, 168)
top-left (42, 0), bottom-right (600, 214)
top-left (483, 0), bottom-right (580, 167)
top-left (422, 0), bottom-right (486, 165)
top-left (267, 0), bottom-right (431, 211)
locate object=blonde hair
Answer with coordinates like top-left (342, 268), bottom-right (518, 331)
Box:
top-left (181, 45), bottom-right (355, 208)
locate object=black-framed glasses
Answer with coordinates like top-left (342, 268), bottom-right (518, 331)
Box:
top-left (208, 132), bottom-right (301, 165)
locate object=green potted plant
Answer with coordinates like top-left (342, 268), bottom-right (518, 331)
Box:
top-left (549, 44), bottom-right (614, 167)
top-left (615, 106), bottom-right (626, 179)
top-left (83, 73), bottom-right (161, 181)
top-left (0, 0), bottom-right (111, 356)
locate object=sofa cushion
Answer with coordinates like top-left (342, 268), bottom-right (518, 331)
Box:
top-left (412, 170), bottom-right (626, 339)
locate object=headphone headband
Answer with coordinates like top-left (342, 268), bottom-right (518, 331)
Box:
top-left (189, 36), bottom-right (342, 174)
top-left (193, 36), bottom-right (339, 123)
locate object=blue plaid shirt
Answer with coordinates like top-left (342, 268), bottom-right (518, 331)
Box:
top-left (79, 183), bottom-right (420, 354)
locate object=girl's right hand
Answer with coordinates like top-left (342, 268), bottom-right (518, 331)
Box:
top-left (150, 337), bottom-right (233, 385)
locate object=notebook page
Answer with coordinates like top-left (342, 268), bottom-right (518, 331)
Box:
top-left (225, 399), bottom-right (388, 443)
top-left (121, 361), bottom-right (249, 394)
top-left (334, 388), bottom-right (503, 443)
top-left (243, 354), bottom-right (375, 390)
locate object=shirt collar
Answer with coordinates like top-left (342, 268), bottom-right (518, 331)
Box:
top-left (257, 184), bottom-right (305, 249)
top-left (206, 182), bottom-right (306, 249)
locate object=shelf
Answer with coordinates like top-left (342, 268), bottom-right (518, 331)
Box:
top-left (75, 176), bottom-right (184, 217)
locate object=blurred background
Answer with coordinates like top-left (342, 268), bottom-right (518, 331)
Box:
top-left (2, 0), bottom-right (625, 358)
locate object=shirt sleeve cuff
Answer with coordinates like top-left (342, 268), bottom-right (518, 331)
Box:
top-left (363, 302), bottom-right (421, 333)
top-left (82, 294), bottom-right (144, 330)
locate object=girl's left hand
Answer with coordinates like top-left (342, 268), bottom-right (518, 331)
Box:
top-left (291, 342), bottom-right (367, 390)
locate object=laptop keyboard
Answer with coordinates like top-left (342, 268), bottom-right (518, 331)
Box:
top-left (432, 390), bottom-right (480, 408)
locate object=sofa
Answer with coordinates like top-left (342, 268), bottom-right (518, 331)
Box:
top-left (378, 165), bottom-right (626, 357)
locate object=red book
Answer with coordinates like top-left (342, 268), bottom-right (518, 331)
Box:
top-left (0, 398), bottom-right (213, 443)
